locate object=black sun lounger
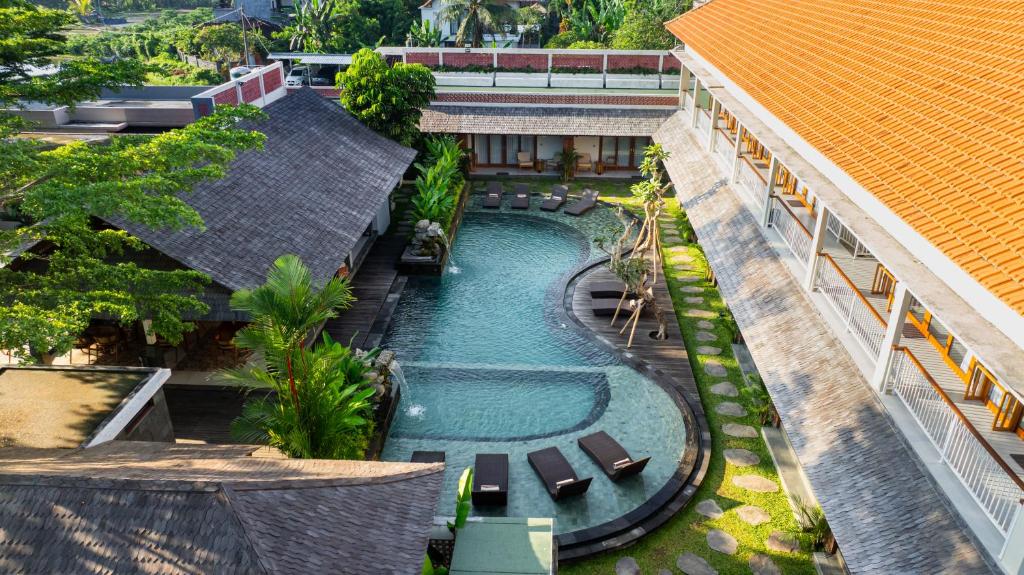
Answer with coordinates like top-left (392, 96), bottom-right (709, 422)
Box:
top-left (540, 185), bottom-right (569, 212)
top-left (472, 453), bottom-right (508, 506)
top-left (527, 446), bottom-right (592, 500)
top-left (564, 188), bottom-right (599, 216)
top-left (483, 181), bottom-right (503, 208)
top-left (589, 280), bottom-right (636, 300)
top-left (591, 297), bottom-right (638, 317)
top-left (578, 431), bottom-right (651, 481)
top-left (410, 451), bottom-right (446, 464)
top-left (511, 183), bottom-right (531, 209)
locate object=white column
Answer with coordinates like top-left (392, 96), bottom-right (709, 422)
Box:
top-left (759, 156), bottom-right (779, 227)
top-left (803, 204), bottom-right (829, 290)
top-left (690, 79), bottom-right (702, 128)
top-left (729, 122), bottom-right (744, 183)
top-left (870, 282), bottom-right (912, 391)
top-left (705, 99), bottom-right (720, 152)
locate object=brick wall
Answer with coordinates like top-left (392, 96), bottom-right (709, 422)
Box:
top-left (551, 54), bottom-right (603, 70)
top-left (442, 52), bottom-right (494, 68)
top-left (262, 68), bottom-right (282, 92)
top-left (607, 54), bottom-right (661, 72)
top-left (663, 57), bottom-right (682, 72)
top-left (241, 79), bottom-right (262, 103)
top-left (407, 51), bottom-right (440, 67)
top-left (497, 53), bottom-right (548, 71)
top-left (212, 87), bottom-right (238, 105)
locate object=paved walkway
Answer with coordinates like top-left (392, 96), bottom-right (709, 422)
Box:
top-left (655, 112), bottom-right (994, 574)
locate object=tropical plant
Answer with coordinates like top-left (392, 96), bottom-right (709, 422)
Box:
top-left (407, 19), bottom-right (443, 47)
top-left (67, 0), bottom-right (93, 17)
top-left (448, 467), bottom-right (474, 531)
top-left (790, 497), bottom-right (832, 551)
top-left (740, 373), bottom-right (776, 426)
top-left (283, 0), bottom-right (340, 51)
top-left (438, 0), bottom-right (516, 48)
top-left (558, 147), bottom-right (580, 182)
top-left (566, 40), bottom-right (605, 49)
top-left (410, 136), bottom-right (464, 230)
top-left (339, 48), bottom-right (436, 146)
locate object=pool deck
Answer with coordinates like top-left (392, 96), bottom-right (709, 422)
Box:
top-left (558, 260), bottom-right (711, 559)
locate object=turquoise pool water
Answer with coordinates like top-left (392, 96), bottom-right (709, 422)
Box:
top-left (381, 209), bottom-right (687, 534)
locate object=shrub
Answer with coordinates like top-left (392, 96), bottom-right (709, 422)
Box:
top-left (566, 40), bottom-right (606, 49)
top-left (544, 30), bottom-right (580, 48)
top-left (411, 136), bottom-right (465, 231)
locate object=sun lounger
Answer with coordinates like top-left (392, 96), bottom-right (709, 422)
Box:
top-left (410, 451), bottom-right (446, 464)
top-left (527, 446), bottom-right (592, 500)
top-left (483, 181), bottom-right (503, 208)
top-left (511, 183), bottom-right (530, 209)
top-left (472, 453), bottom-right (508, 506)
top-left (564, 189), bottom-right (599, 216)
top-left (589, 280), bottom-right (635, 299)
top-left (590, 297), bottom-right (638, 317)
top-left (540, 185), bottom-right (569, 212)
top-left (578, 431), bottom-right (650, 481)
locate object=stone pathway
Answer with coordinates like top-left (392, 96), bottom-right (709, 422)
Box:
top-left (696, 345), bottom-right (721, 355)
top-left (736, 504), bottom-right (771, 526)
top-left (696, 331), bottom-right (717, 342)
top-left (704, 359), bottom-right (727, 376)
top-left (615, 557), bottom-right (640, 575)
top-left (706, 529), bottom-right (738, 555)
top-left (677, 553), bottom-right (717, 575)
top-left (686, 308), bottom-right (716, 318)
top-left (733, 474), bottom-right (779, 492)
top-left (696, 319), bottom-right (714, 329)
top-left (680, 286), bottom-right (704, 293)
top-left (710, 381), bottom-right (738, 397)
top-left (677, 276), bottom-right (701, 283)
top-left (724, 448), bottom-right (760, 466)
top-left (684, 296), bottom-right (704, 304)
top-left (766, 531), bottom-right (800, 553)
top-left (695, 499), bottom-right (724, 519)
top-left (749, 554), bottom-right (781, 575)
top-left (723, 423), bottom-right (758, 438)
top-left (714, 402), bottom-right (747, 417)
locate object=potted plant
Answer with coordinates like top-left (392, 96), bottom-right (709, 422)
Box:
top-left (558, 147), bottom-right (580, 182)
top-left (432, 64), bottom-right (495, 87)
top-left (605, 66), bottom-right (661, 90)
top-left (494, 65), bottom-right (549, 88)
top-left (549, 66), bottom-right (605, 89)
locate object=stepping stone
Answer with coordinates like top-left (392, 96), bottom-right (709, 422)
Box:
top-left (749, 554), bottom-right (781, 575)
top-left (766, 531), bottom-right (800, 553)
top-left (696, 345), bottom-right (722, 355)
top-left (673, 264), bottom-right (695, 272)
top-left (684, 296), bottom-right (704, 304)
top-left (680, 286), bottom-right (704, 294)
top-left (715, 402), bottom-right (746, 417)
top-left (723, 423), bottom-right (758, 438)
top-left (736, 504), bottom-right (771, 526)
top-left (695, 499), bottom-right (724, 519)
top-left (704, 359), bottom-right (727, 376)
top-left (697, 320), bottom-right (714, 329)
top-left (678, 276), bottom-right (701, 283)
top-left (710, 381), bottom-right (738, 397)
top-left (686, 309), bottom-right (716, 318)
top-left (733, 474), bottom-right (779, 492)
top-left (615, 557), bottom-right (641, 575)
top-left (696, 331), bottom-right (717, 342)
top-left (676, 553), bottom-right (717, 575)
top-left (658, 570), bottom-right (673, 575)
top-left (706, 529), bottom-right (738, 555)
top-left (724, 448), bottom-right (760, 467)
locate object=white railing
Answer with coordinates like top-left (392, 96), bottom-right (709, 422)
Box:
top-left (814, 253), bottom-right (887, 358)
top-left (714, 129), bottom-right (734, 170)
top-left (826, 211), bottom-right (871, 258)
top-left (695, 109), bottom-right (711, 138)
top-left (887, 347), bottom-right (1024, 534)
top-left (737, 158), bottom-right (768, 211)
top-left (682, 92), bottom-right (693, 112)
top-left (768, 196), bottom-right (813, 267)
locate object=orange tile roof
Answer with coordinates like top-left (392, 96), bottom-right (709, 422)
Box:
top-left (666, 0), bottom-right (1024, 316)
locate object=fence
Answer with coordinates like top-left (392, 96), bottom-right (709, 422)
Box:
top-left (714, 129), bottom-right (735, 170)
top-left (826, 211), bottom-right (871, 258)
top-left (814, 253), bottom-right (887, 358)
top-left (768, 195), bottom-right (813, 267)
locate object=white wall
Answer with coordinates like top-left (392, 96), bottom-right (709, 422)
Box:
top-left (537, 136), bottom-right (562, 162)
top-left (574, 136), bottom-right (600, 166)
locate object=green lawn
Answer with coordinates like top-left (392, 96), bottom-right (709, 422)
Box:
top-left (480, 176), bottom-right (815, 574)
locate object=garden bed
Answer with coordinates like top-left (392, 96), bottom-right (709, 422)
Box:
top-left (494, 72), bottom-right (549, 88)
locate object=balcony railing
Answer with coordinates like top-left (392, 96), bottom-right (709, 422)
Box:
top-left (714, 129), bottom-right (734, 170)
top-left (736, 156), bottom-right (768, 211)
top-left (768, 195), bottom-right (813, 266)
top-left (826, 211), bottom-right (871, 258)
top-left (695, 109), bottom-right (711, 140)
top-left (886, 346), bottom-right (1024, 534)
top-left (814, 253), bottom-right (887, 358)
top-left (682, 92), bottom-right (693, 112)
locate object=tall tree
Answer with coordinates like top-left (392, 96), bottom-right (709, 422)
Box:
top-left (0, 0), bottom-right (267, 361)
top-left (438, 0), bottom-right (516, 48)
top-left (277, 0), bottom-right (380, 53)
top-left (339, 48), bottom-right (435, 146)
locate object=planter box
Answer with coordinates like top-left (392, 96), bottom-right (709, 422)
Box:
top-left (433, 72), bottom-right (494, 87)
top-left (550, 73), bottom-right (605, 89)
top-left (605, 74), bottom-right (660, 90)
top-left (494, 72), bottom-right (549, 88)
top-left (660, 75), bottom-right (681, 91)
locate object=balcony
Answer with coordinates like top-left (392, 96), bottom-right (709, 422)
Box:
top-left (713, 128), bottom-right (735, 171)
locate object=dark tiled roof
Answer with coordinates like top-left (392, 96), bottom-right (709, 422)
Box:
top-left (110, 88), bottom-right (416, 292)
top-left (0, 441), bottom-right (444, 574)
top-left (420, 105), bottom-right (674, 136)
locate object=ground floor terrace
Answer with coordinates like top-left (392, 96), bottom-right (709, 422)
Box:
top-left (659, 55), bottom-right (1024, 572)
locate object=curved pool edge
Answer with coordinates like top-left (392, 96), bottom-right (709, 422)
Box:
top-left (553, 256), bottom-right (712, 561)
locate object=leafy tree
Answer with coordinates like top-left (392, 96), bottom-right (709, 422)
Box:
top-left (544, 30), bottom-right (580, 48)
top-left (277, 0), bottom-right (381, 53)
top-left (406, 18), bottom-right (443, 47)
top-left (191, 23), bottom-right (247, 73)
top-left (567, 39), bottom-right (604, 49)
top-left (360, 0), bottom-right (412, 45)
top-left (339, 48), bottom-right (435, 146)
top-left (611, 0), bottom-right (690, 49)
top-left (438, 0), bottom-right (516, 48)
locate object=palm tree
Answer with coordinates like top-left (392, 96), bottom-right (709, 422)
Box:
top-left (438, 0), bottom-right (516, 48)
top-left (288, 0), bottom-right (339, 52)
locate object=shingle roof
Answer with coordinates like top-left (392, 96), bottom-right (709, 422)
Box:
top-left (0, 441), bottom-right (444, 574)
top-left (110, 88), bottom-right (416, 292)
top-left (420, 105), bottom-right (674, 136)
top-left (666, 0), bottom-right (1024, 316)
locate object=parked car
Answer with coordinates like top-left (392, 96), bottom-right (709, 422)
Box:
top-left (285, 66), bottom-right (309, 87)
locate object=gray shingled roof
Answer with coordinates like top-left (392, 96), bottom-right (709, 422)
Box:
top-left (0, 441), bottom-right (444, 574)
top-left (420, 105), bottom-right (674, 136)
top-left (110, 88), bottom-right (416, 292)
top-left (654, 112), bottom-right (995, 574)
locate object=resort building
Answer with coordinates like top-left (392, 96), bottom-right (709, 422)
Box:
top-left (657, 1), bottom-right (1024, 573)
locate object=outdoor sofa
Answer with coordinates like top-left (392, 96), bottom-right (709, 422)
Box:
top-left (540, 185), bottom-right (569, 212)
top-left (578, 431), bottom-right (650, 481)
top-left (527, 446), bottom-right (592, 500)
top-left (565, 189), bottom-right (599, 216)
top-left (511, 183), bottom-right (531, 209)
top-left (483, 181), bottom-right (503, 208)
top-left (472, 453), bottom-right (509, 506)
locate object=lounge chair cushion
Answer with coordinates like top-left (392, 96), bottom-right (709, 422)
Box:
top-left (578, 431), bottom-right (650, 481)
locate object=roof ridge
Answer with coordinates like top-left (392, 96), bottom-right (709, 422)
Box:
top-left (219, 484), bottom-right (274, 575)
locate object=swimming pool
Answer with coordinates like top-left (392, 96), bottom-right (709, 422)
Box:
top-left (381, 208), bottom-right (688, 535)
